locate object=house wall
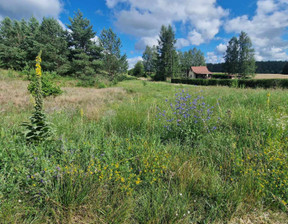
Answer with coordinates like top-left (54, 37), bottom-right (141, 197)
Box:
top-left (188, 70), bottom-right (196, 78)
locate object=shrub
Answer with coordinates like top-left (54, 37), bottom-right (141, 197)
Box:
top-left (171, 78), bottom-right (288, 89)
top-left (28, 70), bottom-right (63, 97)
top-left (211, 73), bottom-right (233, 79)
top-left (76, 76), bottom-right (98, 87)
top-left (157, 90), bottom-right (218, 142)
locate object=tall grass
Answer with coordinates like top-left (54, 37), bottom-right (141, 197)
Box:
top-left (0, 78), bottom-right (288, 223)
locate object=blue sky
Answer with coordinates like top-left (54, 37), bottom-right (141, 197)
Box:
top-left (0, 0), bottom-right (287, 68)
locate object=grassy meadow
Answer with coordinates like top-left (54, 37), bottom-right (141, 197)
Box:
top-left (1, 69), bottom-right (288, 223)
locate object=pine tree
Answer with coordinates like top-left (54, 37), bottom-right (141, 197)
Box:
top-left (155, 25), bottom-right (177, 81)
top-left (24, 17), bottom-right (41, 67)
top-left (67, 10), bottom-right (101, 77)
top-left (224, 32), bottom-right (255, 78)
top-left (0, 17), bottom-right (26, 70)
top-left (238, 31), bottom-right (256, 78)
top-left (99, 28), bottom-right (122, 79)
top-left (224, 37), bottom-right (239, 75)
top-left (119, 53), bottom-right (128, 73)
top-left (142, 45), bottom-right (157, 75)
top-left (37, 17), bottom-right (68, 72)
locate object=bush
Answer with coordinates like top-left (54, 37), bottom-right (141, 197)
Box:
top-left (76, 76), bottom-right (98, 87)
top-left (133, 61), bottom-right (144, 77)
top-left (211, 73), bottom-right (233, 79)
top-left (28, 71), bottom-right (63, 97)
top-left (157, 90), bottom-right (218, 142)
top-left (171, 79), bottom-right (288, 89)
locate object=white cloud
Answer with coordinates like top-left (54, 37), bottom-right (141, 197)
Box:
top-left (127, 56), bottom-right (143, 69)
top-left (216, 43), bottom-right (227, 54)
top-left (107, 0), bottom-right (228, 50)
top-left (91, 36), bottom-right (99, 45)
top-left (95, 9), bottom-right (104, 16)
top-left (225, 0), bottom-right (288, 61)
top-left (188, 30), bottom-right (205, 46)
top-left (135, 36), bottom-right (158, 51)
top-left (106, 0), bottom-right (127, 8)
top-left (0, 0), bottom-right (62, 20)
top-left (57, 19), bottom-right (67, 30)
top-left (206, 52), bottom-right (221, 63)
top-left (176, 38), bottom-right (190, 49)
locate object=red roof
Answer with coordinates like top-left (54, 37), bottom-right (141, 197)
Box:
top-left (191, 66), bottom-right (212, 75)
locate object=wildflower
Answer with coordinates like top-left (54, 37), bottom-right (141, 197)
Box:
top-left (136, 178), bottom-right (141, 185)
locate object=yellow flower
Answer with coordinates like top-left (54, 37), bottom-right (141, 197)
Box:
top-left (135, 178), bottom-right (141, 185)
top-left (121, 177), bottom-right (125, 183)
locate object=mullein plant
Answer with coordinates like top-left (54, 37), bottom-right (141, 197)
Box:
top-left (22, 51), bottom-right (54, 143)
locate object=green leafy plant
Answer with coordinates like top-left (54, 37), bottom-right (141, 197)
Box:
top-left (22, 51), bottom-right (54, 143)
top-left (28, 70), bottom-right (63, 97)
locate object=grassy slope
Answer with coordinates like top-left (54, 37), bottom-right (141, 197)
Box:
top-left (1, 70), bottom-right (288, 223)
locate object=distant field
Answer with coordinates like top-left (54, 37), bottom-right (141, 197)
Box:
top-left (254, 73), bottom-right (288, 79)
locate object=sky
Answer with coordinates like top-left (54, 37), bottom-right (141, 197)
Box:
top-left (0, 0), bottom-right (287, 68)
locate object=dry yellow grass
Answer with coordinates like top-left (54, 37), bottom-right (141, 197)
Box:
top-left (229, 210), bottom-right (288, 224)
top-left (0, 79), bottom-right (128, 120)
top-left (254, 74), bottom-right (288, 79)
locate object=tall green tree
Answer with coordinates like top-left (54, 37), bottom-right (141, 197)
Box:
top-left (119, 53), bottom-right (129, 73)
top-left (67, 10), bottom-right (102, 77)
top-left (36, 17), bottom-right (69, 72)
top-left (0, 17), bottom-right (27, 70)
top-left (224, 32), bottom-right (255, 78)
top-left (224, 37), bottom-right (239, 75)
top-left (133, 61), bottom-right (144, 77)
top-left (142, 45), bottom-right (157, 75)
top-left (179, 47), bottom-right (206, 77)
top-left (238, 31), bottom-right (256, 78)
top-left (155, 25), bottom-right (177, 81)
top-left (24, 17), bottom-right (41, 67)
top-left (99, 27), bottom-right (123, 79)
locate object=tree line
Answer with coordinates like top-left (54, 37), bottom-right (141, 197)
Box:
top-left (0, 10), bottom-right (128, 79)
top-left (212, 31), bottom-right (287, 75)
top-left (130, 25), bottom-right (206, 80)
top-left (207, 61), bottom-right (288, 74)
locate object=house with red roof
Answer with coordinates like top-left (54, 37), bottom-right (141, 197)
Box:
top-left (188, 66), bottom-right (212, 79)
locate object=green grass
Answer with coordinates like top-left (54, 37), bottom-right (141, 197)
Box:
top-left (1, 76), bottom-right (288, 223)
